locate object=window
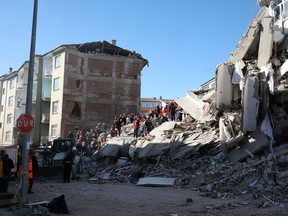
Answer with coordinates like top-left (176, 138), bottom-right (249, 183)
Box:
top-left (16, 98), bottom-right (21, 108)
top-left (10, 79), bottom-right (15, 89)
top-left (5, 131), bottom-right (11, 141)
top-left (52, 101), bottom-right (59, 114)
top-left (53, 77), bottom-right (60, 91)
top-left (2, 88), bottom-right (5, 95)
top-left (8, 96), bottom-right (13, 107)
top-left (7, 113), bottom-right (12, 124)
top-left (54, 55), bottom-right (61, 68)
top-left (274, 5), bottom-right (281, 21)
top-left (51, 124), bottom-right (57, 137)
top-left (71, 102), bottom-right (81, 118)
top-left (140, 102), bottom-right (160, 108)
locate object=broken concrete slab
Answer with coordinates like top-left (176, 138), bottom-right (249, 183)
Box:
top-left (98, 144), bottom-right (120, 157)
top-left (242, 76), bottom-right (259, 133)
top-left (98, 136), bottom-right (135, 157)
top-left (137, 177), bottom-right (176, 186)
top-left (257, 16), bottom-right (274, 68)
top-left (229, 9), bottom-right (266, 64)
top-left (273, 30), bottom-right (284, 44)
top-left (201, 90), bottom-right (215, 103)
top-left (175, 92), bottom-right (204, 121)
top-left (227, 130), bottom-right (269, 163)
top-left (216, 63), bottom-right (234, 109)
top-left (257, 0), bottom-right (273, 7)
top-left (137, 142), bottom-right (170, 159)
top-left (275, 59), bottom-right (288, 83)
top-left (149, 121), bottom-right (177, 137)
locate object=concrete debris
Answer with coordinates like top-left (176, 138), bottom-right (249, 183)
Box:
top-left (175, 92), bottom-right (206, 121)
top-left (257, 0), bottom-right (273, 7)
top-left (137, 177), bottom-right (176, 186)
top-left (73, 2), bottom-right (288, 207)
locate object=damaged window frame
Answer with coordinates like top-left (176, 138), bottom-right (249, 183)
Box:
top-left (271, 0), bottom-right (288, 22)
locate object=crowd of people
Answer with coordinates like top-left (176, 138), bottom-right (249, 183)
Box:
top-left (66, 101), bottom-right (183, 157)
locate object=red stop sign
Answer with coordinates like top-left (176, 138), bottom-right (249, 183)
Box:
top-left (16, 114), bottom-right (35, 134)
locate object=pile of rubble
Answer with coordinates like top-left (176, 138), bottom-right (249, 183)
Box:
top-left (79, 117), bottom-right (288, 204)
top-left (77, 0), bottom-right (288, 205)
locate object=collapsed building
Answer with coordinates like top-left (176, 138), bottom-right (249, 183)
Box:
top-left (67, 0), bottom-right (288, 206)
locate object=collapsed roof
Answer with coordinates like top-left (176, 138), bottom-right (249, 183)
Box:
top-left (76, 40), bottom-right (149, 67)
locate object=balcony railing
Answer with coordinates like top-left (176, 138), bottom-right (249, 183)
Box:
top-left (42, 92), bottom-right (51, 101)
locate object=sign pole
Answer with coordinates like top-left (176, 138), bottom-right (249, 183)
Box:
top-left (21, 0), bottom-right (38, 206)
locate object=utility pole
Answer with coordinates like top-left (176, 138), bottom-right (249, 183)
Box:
top-left (21, 0), bottom-right (38, 205)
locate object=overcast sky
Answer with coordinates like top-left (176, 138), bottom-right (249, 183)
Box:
top-left (0, 0), bottom-right (261, 99)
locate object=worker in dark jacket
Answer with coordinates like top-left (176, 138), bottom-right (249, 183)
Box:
top-left (0, 150), bottom-right (10, 193)
top-left (63, 151), bottom-right (73, 183)
top-left (168, 101), bottom-right (176, 121)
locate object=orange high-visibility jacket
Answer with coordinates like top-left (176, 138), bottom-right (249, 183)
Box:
top-left (18, 157), bottom-right (33, 179)
top-left (28, 157), bottom-right (33, 179)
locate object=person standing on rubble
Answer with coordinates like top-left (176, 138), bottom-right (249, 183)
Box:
top-left (66, 131), bottom-right (74, 139)
top-left (129, 113), bottom-right (135, 124)
top-left (133, 116), bottom-right (140, 138)
top-left (122, 113), bottom-right (127, 125)
top-left (160, 113), bottom-right (169, 125)
top-left (109, 126), bottom-right (117, 137)
top-left (144, 116), bottom-right (154, 135)
top-left (169, 101), bottom-right (176, 121)
top-left (155, 104), bottom-right (161, 118)
top-left (115, 115), bottom-right (123, 136)
top-left (175, 107), bottom-right (183, 122)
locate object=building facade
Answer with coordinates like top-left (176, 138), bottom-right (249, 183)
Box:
top-left (0, 40), bottom-right (148, 146)
top-left (140, 97), bottom-right (173, 116)
top-left (200, 77), bottom-right (215, 90)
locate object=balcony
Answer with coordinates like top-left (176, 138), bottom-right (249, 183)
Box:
top-left (42, 92), bottom-right (51, 101)
top-left (41, 114), bottom-right (50, 123)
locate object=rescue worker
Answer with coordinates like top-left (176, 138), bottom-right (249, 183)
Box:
top-left (144, 116), bottom-right (154, 134)
top-left (168, 101), bottom-right (176, 121)
top-left (28, 148), bottom-right (38, 194)
top-left (133, 116), bottom-right (140, 138)
top-left (62, 151), bottom-right (73, 183)
top-left (0, 150), bottom-right (10, 193)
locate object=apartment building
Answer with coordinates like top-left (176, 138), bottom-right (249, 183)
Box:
top-left (0, 40), bottom-right (148, 146)
top-left (0, 70), bottom-right (19, 146)
top-left (140, 97), bottom-right (173, 116)
top-left (200, 77), bottom-right (215, 90)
